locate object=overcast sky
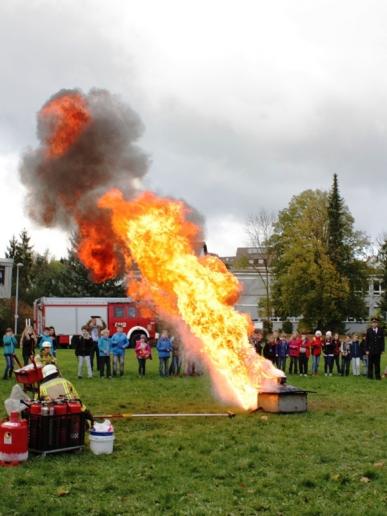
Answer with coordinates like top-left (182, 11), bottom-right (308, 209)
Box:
top-left (1, 0), bottom-right (387, 258)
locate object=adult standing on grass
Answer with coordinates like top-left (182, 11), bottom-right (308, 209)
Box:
top-left (365, 317), bottom-right (385, 380)
top-left (2, 328), bottom-right (17, 380)
top-left (111, 324), bottom-right (128, 377)
top-left (85, 316), bottom-right (107, 372)
top-left (20, 326), bottom-right (37, 365)
top-left (75, 328), bottom-right (93, 378)
top-left (311, 330), bottom-right (323, 375)
top-left (156, 330), bottom-right (172, 377)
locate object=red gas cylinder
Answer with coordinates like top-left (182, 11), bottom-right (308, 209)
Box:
top-left (0, 412), bottom-right (28, 466)
top-left (54, 402), bottom-right (68, 415)
top-left (30, 402), bottom-right (41, 415)
top-left (68, 400), bottom-right (82, 414)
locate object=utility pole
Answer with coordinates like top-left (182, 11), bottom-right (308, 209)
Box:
top-left (14, 262), bottom-right (23, 335)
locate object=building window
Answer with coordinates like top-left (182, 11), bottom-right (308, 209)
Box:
top-left (373, 281), bottom-right (382, 295)
top-left (0, 266), bottom-right (4, 285)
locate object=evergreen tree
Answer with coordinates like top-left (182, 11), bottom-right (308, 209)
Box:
top-left (327, 174), bottom-right (369, 322)
top-left (5, 229), bottom-right (34, 302)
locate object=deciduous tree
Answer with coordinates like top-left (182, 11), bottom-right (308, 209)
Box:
top-left (271, 188), bottom-right (368, 332)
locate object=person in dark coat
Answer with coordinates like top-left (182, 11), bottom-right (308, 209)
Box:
top-left (250, 329), bottom-right (264, 355)
top-left (75, 328), bottom-right (94, 378)
top-left (263, 335), bottom-right (277, 364)
top-left (365, 317), bottom-right (385, 380)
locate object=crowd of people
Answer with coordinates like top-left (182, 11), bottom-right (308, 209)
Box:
top-left (250, 317), bottom-right (385, 380)
top-left (2, 316), bottom-right (385, 381)
top-left (1, 316), bottom-right (193, 380)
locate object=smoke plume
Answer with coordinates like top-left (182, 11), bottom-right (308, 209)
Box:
top-left (19, 88), bottom-right (149, 230)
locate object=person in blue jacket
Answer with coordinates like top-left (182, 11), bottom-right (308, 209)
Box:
top-left (275, 334), bottom-right (289, 372)
top-left (38, 327), bottom-right (53, 350)
top-left (156, 330), bottom-right (173, 377)
top-left (110, 324), bottom-right (128, 377)
top-left (98, 328), bottom-right (112, 378)
top-left (3, 328), bottom-right (17, 380)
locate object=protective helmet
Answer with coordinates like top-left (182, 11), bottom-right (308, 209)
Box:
top-left (325, 331), bottom-right (332, 338)
top-left (315, 330), bottom-right (322, 337)
top-left (42, 364), bottom-right (58, 378)
top-left (42, 341), bottom-right (51, 348)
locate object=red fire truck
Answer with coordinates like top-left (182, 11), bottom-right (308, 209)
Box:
top-left (33, 297), bottom-right (157, 347)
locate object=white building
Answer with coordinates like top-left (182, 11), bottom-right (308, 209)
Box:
top-left (0, 258), bottom-right (13, 299)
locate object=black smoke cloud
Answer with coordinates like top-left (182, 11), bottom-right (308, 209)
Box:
top-left (19, 88), bottom-right (149, 230)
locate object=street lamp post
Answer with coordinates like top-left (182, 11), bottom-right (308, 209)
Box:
top-left (14, 262), bottom-right (23, 335)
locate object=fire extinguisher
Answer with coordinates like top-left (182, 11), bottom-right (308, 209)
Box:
top-left (28, 402), bottom-right (41, 450)
top-left (67, 400), bottom-right (82, 445)
top-left (0, 412), bottom-right (28, 465)
top-left (54, 401), bottom-right (68, 447)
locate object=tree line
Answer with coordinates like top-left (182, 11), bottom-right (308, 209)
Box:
top-left (0, 232), bottom-right (125, 334)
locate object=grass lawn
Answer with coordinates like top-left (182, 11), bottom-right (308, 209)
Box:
top-left (0, 349), bottom-right (386, 515)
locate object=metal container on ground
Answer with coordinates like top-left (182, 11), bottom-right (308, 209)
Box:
top-left (258, 379), bottom-right (308, 413)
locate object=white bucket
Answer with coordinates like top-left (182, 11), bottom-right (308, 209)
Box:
top-left (89, 432), bottom-right (115, 455)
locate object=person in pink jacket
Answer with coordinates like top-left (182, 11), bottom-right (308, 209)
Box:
top-left (135, 335), bottom-right (152, 377)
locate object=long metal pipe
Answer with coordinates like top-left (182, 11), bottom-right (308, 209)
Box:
top-left (95, 412), bottom-right (235, 419)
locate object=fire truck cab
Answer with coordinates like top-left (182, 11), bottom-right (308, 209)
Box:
top-left (33, 297), bottom-right (157, 347)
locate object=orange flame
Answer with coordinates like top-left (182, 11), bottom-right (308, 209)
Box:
top-left (79, 189), bottom-right (283, 410)
top-left (39, 93), bottom-right (90, 158)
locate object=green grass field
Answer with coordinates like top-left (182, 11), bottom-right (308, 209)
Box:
top-left (0, 350), bottom-right (386, 516)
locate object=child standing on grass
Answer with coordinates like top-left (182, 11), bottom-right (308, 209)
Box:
top-left (98, 328), bottom-right (112, 378)
top-left (350, 334), bottom-right (362, 376)
top-left (111, 324), bottom-right (128, 377)
top-left (359, 334), bottom-right (368, 376)
top-left (340, 336), bottom-right (352, 376)
top-left (276, 334), bottom-right (289, 372)
top-left (263, 334), bottom-right (276, 364)
top-left (2, 328), bottom-right (17, 380)
top-left (156, 330), bottom-right (172, 377)
top-left (332, 333), bottom-right (342, 374)
top-left (311, 331), bottom-right (323, 375)
top-left (135, 334), bottom-right (152, 376)
top-left (288, 333), bottom-right (301, 375)
top-left (323, 331), bottom-right (335, 376)
top-left (38, 327), bottom-right (53, 349)
top-left (298, 334), bottom-right (310, 376)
